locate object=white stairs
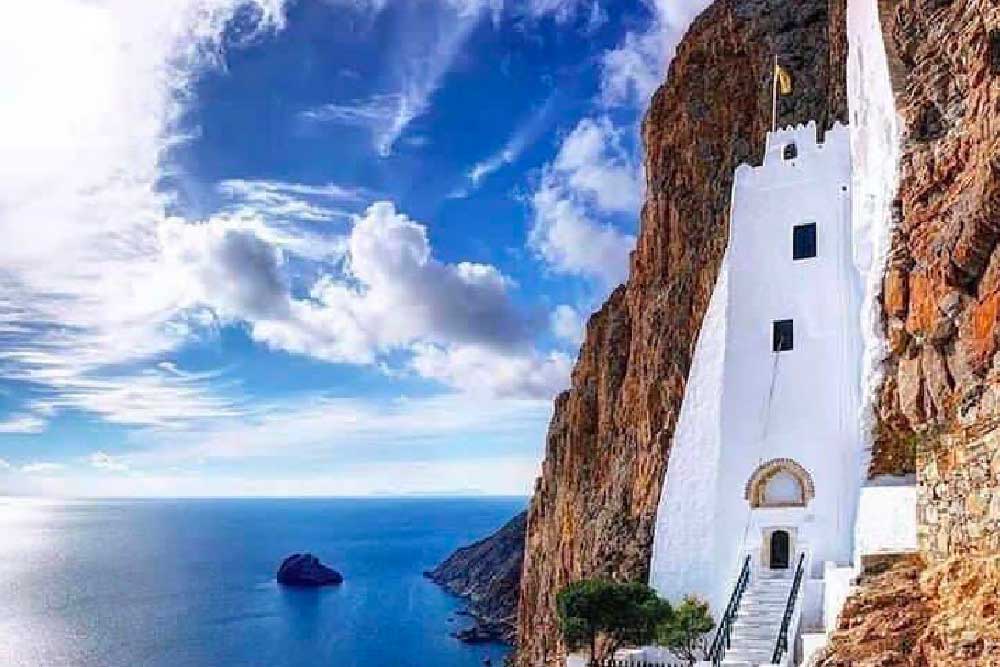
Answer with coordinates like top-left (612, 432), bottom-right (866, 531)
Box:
top-left (721, 569), bottom-right (793, 666)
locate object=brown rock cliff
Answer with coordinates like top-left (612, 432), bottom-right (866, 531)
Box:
top-left (870, 0), bottom-right (1000, 473)
top-left (818, 1), bottom-right (1000, 665)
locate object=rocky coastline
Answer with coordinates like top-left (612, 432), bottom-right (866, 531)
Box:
top-left (425, 511), bottom-right (526, 645)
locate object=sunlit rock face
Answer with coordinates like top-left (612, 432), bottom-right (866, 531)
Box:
top-left (514, 1), bottom-right (849, 664)
top-left (862, 0), bottom-right (1000, 477)
top-left (815, 553), bottom-right (1000, 667)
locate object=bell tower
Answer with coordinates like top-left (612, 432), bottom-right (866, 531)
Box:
top-left (649, 121), bottom-right (862, 617)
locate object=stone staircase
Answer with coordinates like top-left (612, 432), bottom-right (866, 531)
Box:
top-left (721, 569), bottom-right (794, 666)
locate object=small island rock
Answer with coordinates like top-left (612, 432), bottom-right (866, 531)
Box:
top-left (276, 553), bottom-right (343, 587)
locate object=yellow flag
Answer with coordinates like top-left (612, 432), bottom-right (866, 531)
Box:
top-left (775, 63), bottom-right (793, 95)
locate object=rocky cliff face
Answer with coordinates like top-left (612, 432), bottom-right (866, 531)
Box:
top-left (817, 553), bottom-right (1000, 667)
top-left (426, 511), bottom-right (525, 644)
top-left (819, 1), bottom-right (1000, 664)
top-left (870, 0), bottom-right (1000, 476)
top-left (515, 2), bottom-right (848, 664)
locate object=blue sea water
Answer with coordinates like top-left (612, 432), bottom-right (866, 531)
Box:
top-left (0, 497), bottom-right (524, 667)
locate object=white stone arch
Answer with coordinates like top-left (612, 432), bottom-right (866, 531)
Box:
top-left (744, 458), bottom-right (815, 508)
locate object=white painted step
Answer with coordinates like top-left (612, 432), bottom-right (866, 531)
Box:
top-left (731, 628), bottom-right (781, 642)
top-left (719, 572), bottom-right (794, 667)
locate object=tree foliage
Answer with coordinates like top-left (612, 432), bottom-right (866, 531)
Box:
top-left (656, 595), bottom-right (715, 665)
top-left (556, 579), bottom-right (672, 665)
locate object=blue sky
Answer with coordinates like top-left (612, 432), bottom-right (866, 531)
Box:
top-left (0, 0), bottom-right (707, 496)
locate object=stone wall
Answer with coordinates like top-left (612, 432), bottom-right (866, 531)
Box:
top-left (917, 422), bottom-right (1000, 558)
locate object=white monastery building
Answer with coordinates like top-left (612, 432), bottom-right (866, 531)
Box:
top-left (649, 120), bottom-right (861, 610)
top-left (641, 122), bottom-right (917, 667)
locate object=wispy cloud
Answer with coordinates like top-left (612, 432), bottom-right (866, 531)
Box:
top-left (88, 451), bottom-right (129, 472)
top-left (21, 462), bottom-right (66, 475)
top-left (301, 1), bottom-right (491, 156)
top-left (1, 390), bottom-right (553, 496)
top-left (90, 392), bottom-right (556, 481)
top-left (463, 96), bottom-right (557, 190)
top-left (216, 179), bottom-right (366, 222)
top-left (0, 414), bottom-right (48, 434)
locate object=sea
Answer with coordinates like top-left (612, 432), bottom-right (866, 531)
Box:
top-left (0, 497), bottom-right (524, 667)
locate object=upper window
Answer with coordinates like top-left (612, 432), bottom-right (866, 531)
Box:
top-left (793, 223), bottom-right (817, 260)
top-left (782, 143), bottom-right (798, 160)
top-left (773, 319), bottom-right (793, 352)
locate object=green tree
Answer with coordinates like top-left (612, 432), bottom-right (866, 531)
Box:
top-left (656, 596), bottom-right (715, 666)
top-left (556, 579), bottom-right (672, 665)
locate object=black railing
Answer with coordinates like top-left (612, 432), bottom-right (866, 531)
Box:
top-left (771, 552), bottom-right (806, 665)
top-left (708, 554), bottom-right (752, 667)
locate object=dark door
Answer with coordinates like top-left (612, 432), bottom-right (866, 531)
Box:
top-left (770, 530), bottom-right (790, 569)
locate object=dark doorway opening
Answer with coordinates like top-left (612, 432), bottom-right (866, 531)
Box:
top-left (770, 530), bottom-right (790, 569)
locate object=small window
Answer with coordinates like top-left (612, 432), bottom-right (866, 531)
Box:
top-left (773, 319), bottom-right (793, 352)
top-left (782, 143), bottom-right (798, 160)
top-left (793, 223), bottom-right (817, 260)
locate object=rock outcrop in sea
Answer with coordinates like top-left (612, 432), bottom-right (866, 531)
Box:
top-left (425, 511), bottom-right (526, 644)
top-left (276, 553), bottom-right (344, 587)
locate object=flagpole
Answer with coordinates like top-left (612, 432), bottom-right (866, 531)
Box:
top-left (772, 54), bottom-right (779, 134)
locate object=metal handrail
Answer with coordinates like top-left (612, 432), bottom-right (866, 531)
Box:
top-left (708, 554), bottom-right (751, 667)
top-left (771, 552), bottom-right (806, 665)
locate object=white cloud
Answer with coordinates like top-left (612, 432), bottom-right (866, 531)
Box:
top-left (0, 414), bottom-right (48, 434)
top-left (54, 375), bottom-right (241, 429)
top-left (216, 179), bottom-right (364, 223)
top-left (529, 185), bottom-right (635, 285)
top-left (522, 0), bottom-right (596, 24)
top-left (0, 0), bottom-right (288, 427)
top-left (21, 462), bottom-right (66, 475)
top-left (301, 0), bottom-right (600, 157)
top-left (600, 0), bottom-right (713, 108)
top-left (0, 458), bottom-right (11, 470)
top-left (249, 201), bottom-right (533, 363)
top-left (411, 344), bottom-right (571, 399)
top-left (88, 452), bottom-right (129, 472)
top-left (552, 117), bottom-right (641, 213)
top-left (528, 117), bottom-right (639, 286)
top-left (246, 201), bottom-right (570, 397)
top-left (600, 29), bottom-right (663, 107)
top-left (125, 392), bottom-right (554, 469)
top-left (551, 304), bottom-right (586, 346)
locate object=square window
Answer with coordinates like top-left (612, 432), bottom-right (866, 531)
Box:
top-left (793, 223), bottom-right (817, 260)
top-left (773, 320), bottom-right (793, 352)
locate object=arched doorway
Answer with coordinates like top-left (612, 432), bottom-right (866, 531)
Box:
top-left (770, 529), bottom-right (790, 569)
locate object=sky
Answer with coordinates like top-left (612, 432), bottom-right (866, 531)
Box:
top-left (0, 0), bottom-right (710, 497)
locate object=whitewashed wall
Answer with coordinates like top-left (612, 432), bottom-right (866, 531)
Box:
top-left (650, 123), bottom-right (862, 616)
top-left (847, 0), bottom-right (902, 475)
